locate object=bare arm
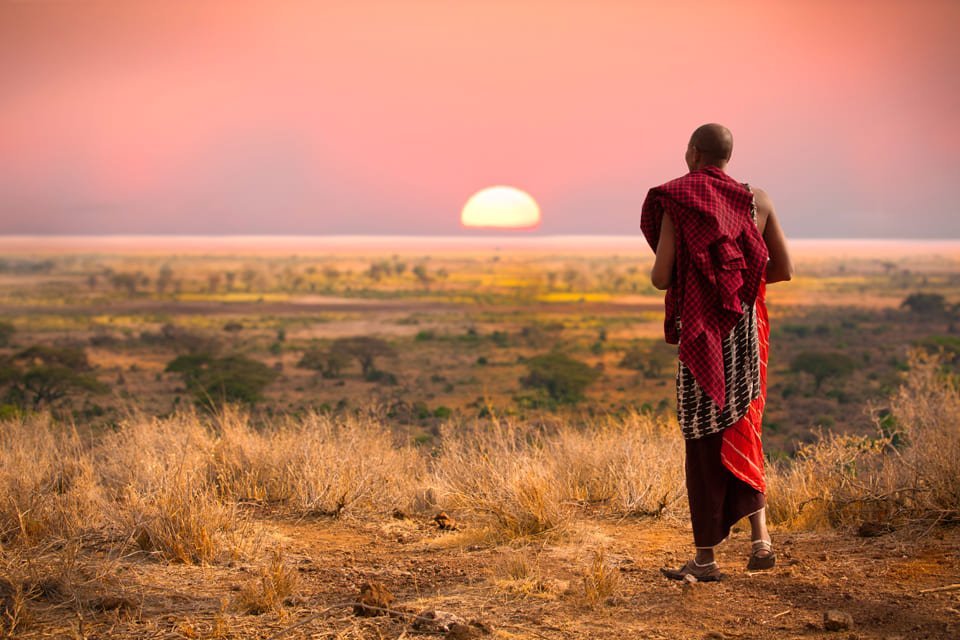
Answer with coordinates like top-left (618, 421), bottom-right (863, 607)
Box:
top-left (754, 188), bottom-right (793, 283)
top-left (650, 212), bottom-right (675, 290)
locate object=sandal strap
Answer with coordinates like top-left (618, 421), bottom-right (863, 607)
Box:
top-left (692, 558), bottom-right (718, 568)
top-left (751, 539), bottom-right (772, 550)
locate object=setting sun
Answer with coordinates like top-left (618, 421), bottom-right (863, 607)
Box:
top-left (461, 186), bottom-right (541, 229)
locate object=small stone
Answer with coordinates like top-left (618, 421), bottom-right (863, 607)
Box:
top-left (353, 581), bottom-right (394, 617)
top-left (434, 511), bottom-right (458, 531)
top-left (446, 622), bottom-right (491, 639)
top-left (824, 609), bottom-right (854, 631)
top-left (536, 578), bottom-right (571, 595)
top-left (413, 609), bottom-right (466, 633)
top-left (467, 620), bottom-right (494, 634)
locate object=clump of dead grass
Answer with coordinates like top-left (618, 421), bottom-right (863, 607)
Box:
top-left (579, 548), bottom-right (622, 607)
top-left (430, 410), bottom-right (686, 543)
top-left (0, 541), bottom-right (139, 635)
top-left (766, 351), bottom-right (960, 529)
top-left (548, 410), bottom-right (685, 517)
top-left (210, 409), bottom-right (425, 516)
top-left (234, 549), bottom-right (299, 616)
top-left (0, 418), bottom-right (102, 545)
top-left (120, 477), bottom-right (247, 564)
top-left (431, 421), bottom-right (574, 542)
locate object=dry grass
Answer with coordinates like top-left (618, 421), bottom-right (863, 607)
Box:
top-left (0, 419), bottom-right (101, 545)
top-left (234, 549), bottom-right (299, 616)
top-left (0, 541), bottom-right (138, 636)
top-left (579, 548), bottom-right (622, 607)
top-left (431, 420), bottom-right (576, 542)
top-left (0, 352), bottom-right (955, 575)
top-left (209, 410), bottom-right (425, 516)
top-left (1, 355), bottom-right (959, 635)
top-left (766, 351), bottom-right (960, 528)
top-left (430, 410), bottom-right (686, 544)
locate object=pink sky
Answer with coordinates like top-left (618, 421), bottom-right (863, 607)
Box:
top-left (1, 0), bottom-right (958, 237)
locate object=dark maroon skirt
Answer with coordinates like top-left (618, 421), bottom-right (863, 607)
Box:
top-left (685, 429), bottom-right (765, 548)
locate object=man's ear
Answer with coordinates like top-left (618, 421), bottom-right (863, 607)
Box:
top-left (691, 148), bottom-right (702, 167)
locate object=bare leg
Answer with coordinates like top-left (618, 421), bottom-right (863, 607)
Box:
top-left (695, 546), bottom-right (716, 565)
top-left (748, 508), bottom-right (771, 556)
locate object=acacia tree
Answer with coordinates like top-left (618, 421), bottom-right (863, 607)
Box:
top-left (790, 351), bottom-right (857, 391)
top-left (901, 293), bottom-right (947, 316)
top-left (1, 345), bottom-right (107, 409)
top-left (297, 347), bottom-right (352, 379)
top-left (333, 337), bottom-right (396, 379)
top-left (166, 354), bottom-right (278, 409)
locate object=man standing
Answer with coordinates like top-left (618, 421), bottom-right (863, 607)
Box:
top-left (641, 123), bottom-right (793, 581)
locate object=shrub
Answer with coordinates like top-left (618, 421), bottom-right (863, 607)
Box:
top-left (901, 292), bottom-right (947, 315)
top-left (520, 352), bottom-right (600, 404)
top-left (0, 321), bottom-right (14, 347)
top-left (790, 350), bottom-right (857, 391)
top-left (140, 323), bottom-right (218, 354)
top-left (166, 354), bottom-right (278, 408)
top-left (330, 336), bottom-right (396, 378)
top-left (0, 346), bottom-right (107, 410)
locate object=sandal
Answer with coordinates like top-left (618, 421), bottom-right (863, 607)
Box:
top-left (660, 559), bottom-right (723, 582)
top-left (746, 539), bottom-right (776, 571)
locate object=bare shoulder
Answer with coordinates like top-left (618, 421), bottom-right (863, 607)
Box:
top-left (749, 186), bottom-right (775, 211)
top-left (748, 185), bottom-right (775, 231)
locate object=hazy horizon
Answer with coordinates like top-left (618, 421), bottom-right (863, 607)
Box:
top-left (2, 234), bottom-right (958, 259)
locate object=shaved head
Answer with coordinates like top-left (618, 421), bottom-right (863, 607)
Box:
top-left (688, 123), bottom-right (734, 167)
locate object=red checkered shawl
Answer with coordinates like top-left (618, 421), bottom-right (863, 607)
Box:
top-left (641, 166), bottom-right (768, 409)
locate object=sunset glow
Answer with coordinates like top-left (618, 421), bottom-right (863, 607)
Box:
top-left (0, 1), bottom-right (957, 237)
top-left (461, 187), bottom-right (541, 229)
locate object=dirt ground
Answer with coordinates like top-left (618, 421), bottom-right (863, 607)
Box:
top-left (14, 515), bottom-right (959, 639)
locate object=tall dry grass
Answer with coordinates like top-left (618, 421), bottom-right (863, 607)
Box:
top-left (0, 351), bottom-right (956, 571)
top-left (431, 410), bottom-right (685, 542)
top-left (208, 410), bottom-right (424, 515)
top-left (0, 419), bottom-right (101, 545)
top-left (766, 351), bottom-right (960, 528)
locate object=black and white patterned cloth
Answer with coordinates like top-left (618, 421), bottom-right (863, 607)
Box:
top-left (675, 189), bottom-right (763, 441)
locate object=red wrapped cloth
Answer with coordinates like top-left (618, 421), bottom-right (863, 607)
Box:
top-left (719, 280), bottom-right (769, 493)
top-left (641, 166), bottom-right (768, 409)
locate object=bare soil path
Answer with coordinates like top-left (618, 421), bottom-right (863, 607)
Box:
top-left (14, 516), bottom-right (959, 639)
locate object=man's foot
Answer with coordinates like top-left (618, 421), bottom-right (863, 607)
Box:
top-left (660, 559), bottom-right (723, 582)
top-left (746, 539), bottom-right (776, 571)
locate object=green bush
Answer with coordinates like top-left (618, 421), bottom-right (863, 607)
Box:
top-left (901, 292), bottom-right (947, 315)
top-left (520, 351), bottom-right (600, 404)
top-left (166, 354), bottom-right (278, 408)
top-left (790, 351), bottom-right (857, 391)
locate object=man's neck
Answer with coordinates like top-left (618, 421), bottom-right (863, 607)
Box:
top-left (696, 163), bottom-right (727, 173)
